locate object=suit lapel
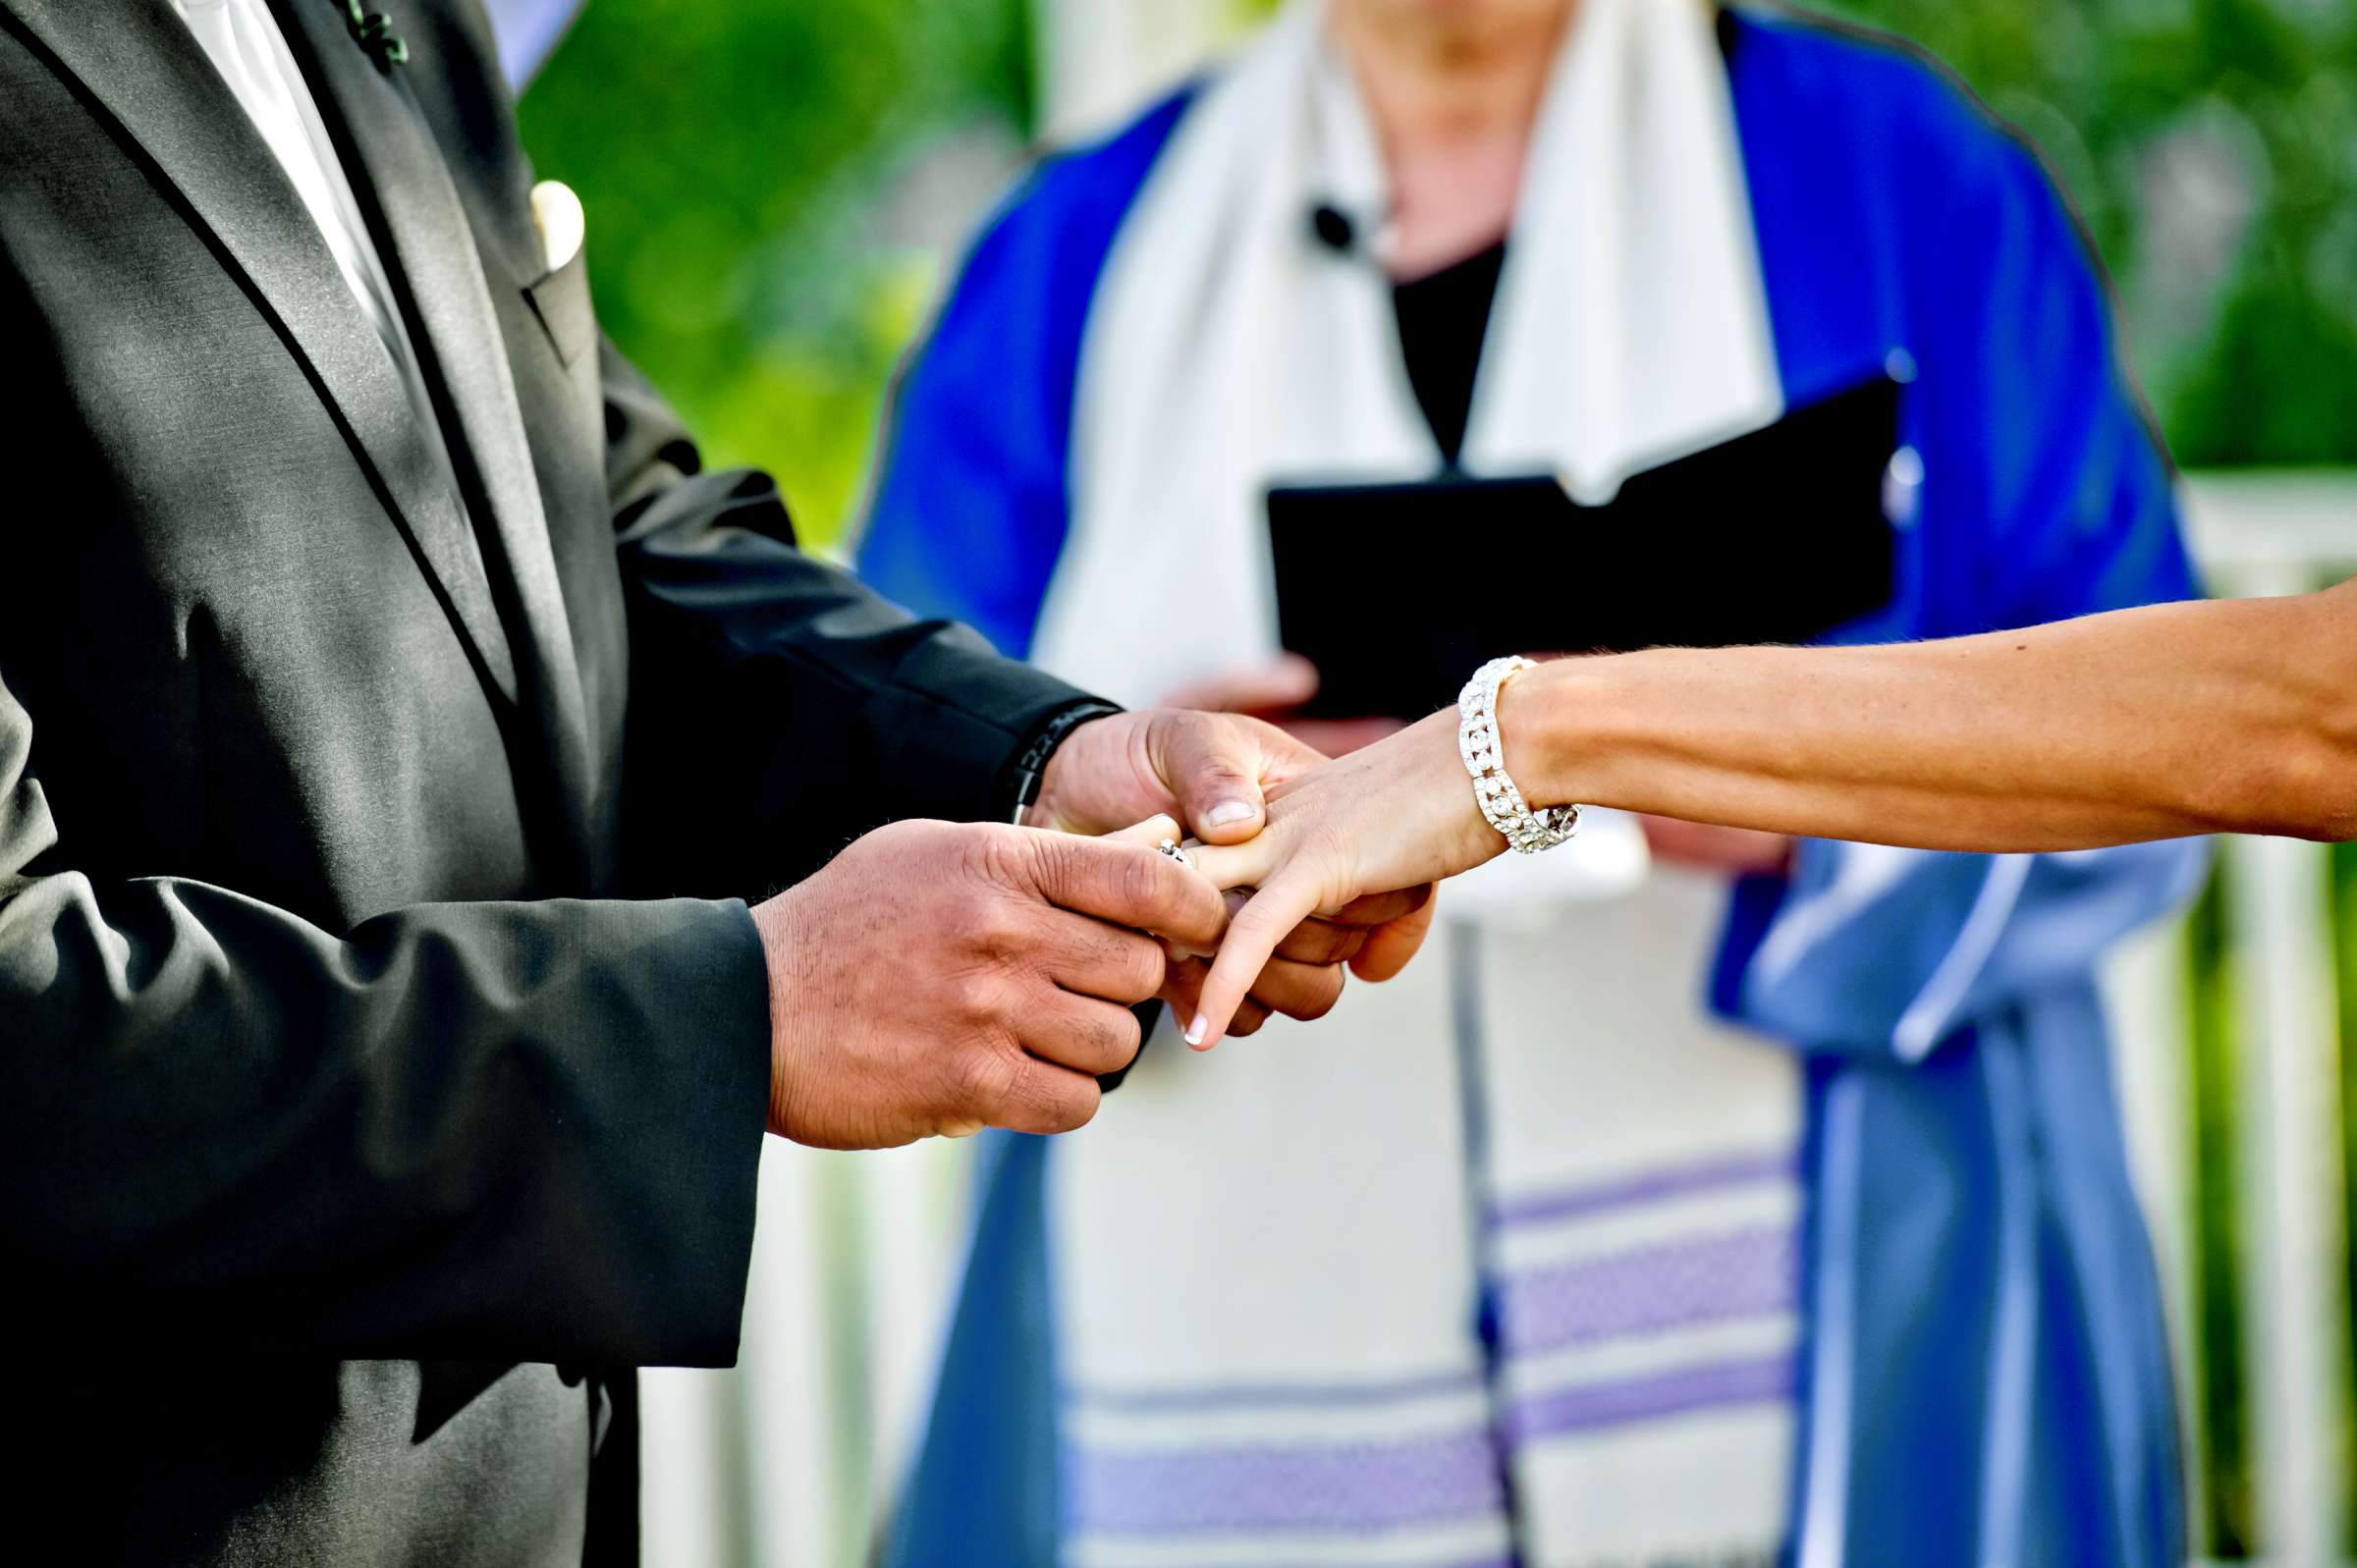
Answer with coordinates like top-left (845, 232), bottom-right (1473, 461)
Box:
top-left (0, 0), bottom-right (521, 711)
top-left (272, 0), bottom-right (593, 863)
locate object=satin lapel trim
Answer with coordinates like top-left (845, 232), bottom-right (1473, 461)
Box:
top-left (0, 0), bottom-right (521, 709)
top-left (274, 0), bottom-right (592, 813)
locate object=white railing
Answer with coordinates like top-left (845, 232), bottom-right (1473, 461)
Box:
top-left (2114, 472), bottom-right (2357, 1568)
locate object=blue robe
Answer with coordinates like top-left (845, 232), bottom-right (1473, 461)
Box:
top-left (861, 12), bottom-right (2208, 1566)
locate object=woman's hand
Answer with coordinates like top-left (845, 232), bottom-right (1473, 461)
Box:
top-left (1186, 710), bottom-right (1503, 1046)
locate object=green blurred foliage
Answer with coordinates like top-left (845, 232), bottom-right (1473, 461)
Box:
top-left (2186, 871), bottom-right (2256, 1556)
top-left (521, 0), bottom-right (2354, 564)
top-left (517, 0), bottom-right (1034, 551)
top-left (1821, 0), bottom-right (2357, 465)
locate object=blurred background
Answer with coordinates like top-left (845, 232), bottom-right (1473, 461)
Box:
top-left (508, 1), bottom-right (2357, 1561)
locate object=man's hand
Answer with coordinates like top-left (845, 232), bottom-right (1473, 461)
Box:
top-left (749, 818), bottom-right (1226, 1149)
top-left (1030, 707), bottom-right (1438, 1034)
top-left (1027, 706), bottom-right (1312, 844)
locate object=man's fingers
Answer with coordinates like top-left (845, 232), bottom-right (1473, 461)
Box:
top-left (1162, 951), bottom-right (1335, 1030)
top-left (1350, 894), bottom-right (1439, 983)
top-left (1159, 955), bottom-right (1210, 1031)
top-left (1150, 709), bottom-right (1331, 845)
top-left (1151, 711), bottom-right (1275, 844)
top-left (1239, 953), bottom-right (1345, 1023)
top-left (1023, 832), bottom-right (1226, 951)
top-left (1106, 815), bottom-right (1223, 957)
top-left (1017, 990), bottom-right (1145, 1078)
top-left (1036, 908), bottom-right (1169, 1005)
top-left (1326, 884), bottom-right (1433, 928)
top-left (1189, 872), bottom-right (1324, 1049)
top-left (992, 1054), bottom-right (1103, 1136)
top-left (1273, 915), bottom-right (1370, 967)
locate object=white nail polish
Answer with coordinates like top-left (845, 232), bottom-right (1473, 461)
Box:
top-left (1185, 1013), bottom-right (1208, 1046)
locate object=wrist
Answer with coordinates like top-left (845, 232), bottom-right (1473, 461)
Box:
top-left (1498, 655), bottom-right (1617, 811)
top-left (1005, 699), bottom-right (1124, 826)
top-left (1458, 658), bottom-right (1579, 853)
top-left (1419, 707), bottom-right (1508, 873)
top-left (749, 889), bottom-right (811, 1139)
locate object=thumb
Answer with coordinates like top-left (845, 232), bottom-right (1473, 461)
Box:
top-left (1153, 711), bottom-right (1272, 845)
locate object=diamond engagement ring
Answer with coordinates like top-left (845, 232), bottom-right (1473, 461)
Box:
top-left (1156, 837), bottom-right (1194, 870)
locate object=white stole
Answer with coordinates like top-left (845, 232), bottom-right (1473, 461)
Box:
top-left (1036, 5), bottom-right (1807, 1564)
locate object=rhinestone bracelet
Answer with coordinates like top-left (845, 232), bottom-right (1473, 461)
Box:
top-left (1457, 656), bottom-right (1580, 854)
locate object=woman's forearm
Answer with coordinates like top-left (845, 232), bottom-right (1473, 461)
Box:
top-left (1507, 581), bottom-right (2357, 849)
top-left (1184, 580), bottom-right (2356, 1045)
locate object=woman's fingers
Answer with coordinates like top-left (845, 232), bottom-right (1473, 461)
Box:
top-left (1106, 814), bottom-right (1183, 850)
top-left (1159, 955), bottom-right (1275, 1038)
top-left (1185, 870), bottom-right (1326, 1049)
top-left (1187, 832), bottom-right (1278, 893)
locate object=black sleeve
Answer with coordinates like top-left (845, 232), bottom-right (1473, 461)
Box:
top-left (600, 341), bottom-right (1109, 891)
top-left (0, 663), bottom-right (773, 1367)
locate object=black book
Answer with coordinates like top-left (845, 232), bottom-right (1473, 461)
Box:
top-left (1268, 374), bottom-right (1902, 719)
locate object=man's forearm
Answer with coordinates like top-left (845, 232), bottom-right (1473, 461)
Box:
top-left (4, 881), bottom-right (771, 1362)
top-left (1509, 582), bottom-right (2357, 849)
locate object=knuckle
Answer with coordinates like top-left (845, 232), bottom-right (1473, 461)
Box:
top-left (1110, 932), bottom-right (1167, 1002)
top-left (958, 890), bottom-right (1024, 957)
top-left (1193, 752), bottom-right (1251, 786)
top-left (1112, 846), bottom-right (1163, 918)
top-left (951, 1042), bottom-right (1021, 1114)
top-left (1101, 1005), bottom-right (1144, 1063)
top-left (961, 821), bottom-right (1037, 891)
top-left (1033, 833), bottom-right (1098, 905)
top-left (1035, 1070), bottom-right (1100, 1134)
top-left (1058, 1088), bottom-right (1101, 1134)
top-left (944, 966), bottom-right (1010, 1026)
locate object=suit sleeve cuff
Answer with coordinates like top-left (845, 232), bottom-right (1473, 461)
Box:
top-left (868, 630), bottom-right (1118, 826)
top-left (595, 895), bottom-right (772, 1367)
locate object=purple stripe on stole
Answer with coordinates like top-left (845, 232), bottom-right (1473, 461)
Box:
top-left (1066, 1429), bottom-right (1507, 1535)
top-left (1498, 1224), bottom-right (1799, 1357)
top-left (1504, 1352), bottom-right (1799, 1444)
top-left (1485, 1149), bottom-right (1799, 1230)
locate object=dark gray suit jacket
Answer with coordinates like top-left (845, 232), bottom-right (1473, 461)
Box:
top-left (0, 0), bottom-right (1093, 1559)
